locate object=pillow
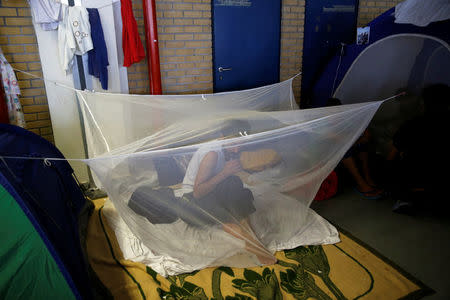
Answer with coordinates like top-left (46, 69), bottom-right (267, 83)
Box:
top-left (239, 149), bottom-right (281, 172)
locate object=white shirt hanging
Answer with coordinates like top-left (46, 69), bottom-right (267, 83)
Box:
top-left (58, 6), bottom-right (94, 73)
top-left (28, 0), bottom-right (62, 30)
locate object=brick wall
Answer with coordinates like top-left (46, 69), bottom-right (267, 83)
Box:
top-left (0, 0), bottom-right (53, 142)
top-left (280, 0), bottom-right (305, 102)
top-left (358, 0), bottom-right (402, 26)
top-left (129, 0), bottom-right (213, 95)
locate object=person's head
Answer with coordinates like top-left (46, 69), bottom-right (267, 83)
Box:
top-left (325, 98), bottom-right (342, 107)
top-left (422, 84), bottom-right (450, 117)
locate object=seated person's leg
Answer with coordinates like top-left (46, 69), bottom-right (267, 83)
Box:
top-left (341, 134), bottom-right (383, 198)
top-left (342, 156), bottom-right (382, 198)
top-left (128, 186), bottom-right (180, 224)
top-left (180, 175), bottom-right (255, 226)
top-left (214, 175), bottom-right (256, 220)
top-left (213, 176), bottom-right (275, 264)
top-left (357, 145), bottom-right (381, 190)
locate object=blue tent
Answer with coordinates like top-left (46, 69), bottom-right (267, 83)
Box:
top-left (0, 124), bottom-right (95, 299)
top-left (310, 7), bottom-right (450, 107)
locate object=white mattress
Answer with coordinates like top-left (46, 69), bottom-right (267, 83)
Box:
top-left (102, 198), bottom-right (340, 276)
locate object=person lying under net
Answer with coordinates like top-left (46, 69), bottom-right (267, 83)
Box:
top-left (129, 119), bottom-right (277, 265)
top-left (174, 119), bottom-right (276, 265)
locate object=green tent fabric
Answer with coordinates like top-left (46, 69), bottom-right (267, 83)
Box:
top-left (0, 184), bottom-right (76, 300)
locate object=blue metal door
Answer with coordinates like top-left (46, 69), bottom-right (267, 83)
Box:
top-left (301, 0), bottom-right (358, 107)
top-left (212, 0), bottom-right (281, 92)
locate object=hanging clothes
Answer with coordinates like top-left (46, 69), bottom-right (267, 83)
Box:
top-left (0, 48), bottom-right (25, 128)
top-left (0, 74), bottom-right (9, 124)
top-left (28, 0), bottom-right (62, 30)
top-left (120, 0), bottom-right (146, 67)
top-left (87, 8), bottom-right (109, 90)
top-left (58, 6), bottom-right (93, 73)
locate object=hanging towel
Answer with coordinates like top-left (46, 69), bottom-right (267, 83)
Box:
top-left (0, 48), bottom-right (25, 128)
top-left (28, 0), bottom-right (62, 30)
top-left (87, 8), bottom-right (109, 90)
top-left (58, 6), bottom-right (94, 73)
top-left (120, 0), bottom-right (146, 67)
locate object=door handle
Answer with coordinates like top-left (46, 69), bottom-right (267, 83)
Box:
top-left (218, 67), bottom-right (232, 72)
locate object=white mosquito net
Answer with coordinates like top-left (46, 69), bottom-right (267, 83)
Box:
top-left (334, 34), bottom-right (450, 155)
top-left (77, 77), bottom-right (297, 158)
top-left (71, 75), bottom-right (386, 275)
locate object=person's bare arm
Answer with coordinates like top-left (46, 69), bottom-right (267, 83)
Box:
top-left (193, 152), bottom-right (241, 199)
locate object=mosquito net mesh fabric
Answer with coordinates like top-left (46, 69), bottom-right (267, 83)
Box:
top-left (71, 76), bottom-right (385, 275)
top-left (77, 77), bottom-right (297, 158)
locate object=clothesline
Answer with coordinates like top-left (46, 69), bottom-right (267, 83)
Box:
top-left (55, 0), bottom-right (119, 10)
top-left (66, 1), bottom-right (120, 12)
top-left (13, 68), bottom-right (79, 92)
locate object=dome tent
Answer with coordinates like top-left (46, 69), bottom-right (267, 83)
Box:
top-left (335, 35), bottom-right (450, 155)
top-left (333, 35), bottom-right (450, 104)
top-left (0, 124), bottom-right (100, 299)
top-left (310, 7), bottom-right (450, 108)
top-left (309, 6), bottom-right (450, 155)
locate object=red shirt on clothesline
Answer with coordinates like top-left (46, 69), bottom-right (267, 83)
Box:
top-left (121, 0), bottom-right (146, 67)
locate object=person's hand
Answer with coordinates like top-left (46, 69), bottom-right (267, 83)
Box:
top-left (222, 159), bottom-right (242, 177)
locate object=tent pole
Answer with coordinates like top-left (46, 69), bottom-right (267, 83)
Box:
top-left (142, 0), bottom-right (162, 94)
